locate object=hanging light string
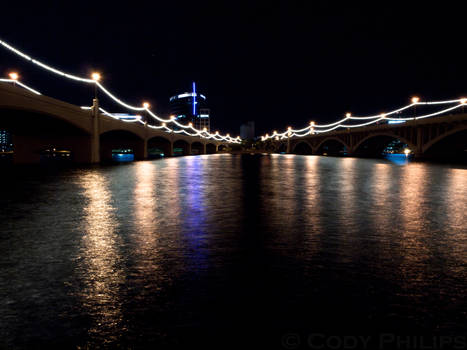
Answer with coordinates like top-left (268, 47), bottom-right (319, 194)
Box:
top-left (261, 98), bottom-right (466, 141)
top-left (0, 38), bottom-right (240, 143)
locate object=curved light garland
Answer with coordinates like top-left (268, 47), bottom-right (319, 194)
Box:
top-left (0, 38), bottom-right (240, 143)
top-left (262, 99), bottom-right (466, 141)
top-left (0, 78), bottom-right (41, 95)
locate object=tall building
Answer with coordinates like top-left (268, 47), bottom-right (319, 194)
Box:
top-left (0, 130), bottom-right (12, 152)
top-left (169, 82), bottom-right (210, 131)
top-left (197, 108), bottom-right (210, 132)
top-left (240, 121), bottom-right (255, 140)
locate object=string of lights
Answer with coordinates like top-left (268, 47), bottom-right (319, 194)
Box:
top-left (0, 78), bottom-right (41, 95)
top-left (261, 98), bottom-right (466, 141)
top-left (0, 38), bottom-right (240, 143)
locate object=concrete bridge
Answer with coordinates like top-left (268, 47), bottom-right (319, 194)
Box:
top-left (265, 112), bottom-right (467, 160)
top-left (0, 82), bottom-right (231, 163)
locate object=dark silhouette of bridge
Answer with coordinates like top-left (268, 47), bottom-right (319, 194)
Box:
top-left (0, 83), bottom-right (231, 164)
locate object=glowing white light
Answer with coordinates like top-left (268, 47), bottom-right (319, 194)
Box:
top-left (16, 81), bottom-right (41, 95)
top-left (91, 72), bottom-right (100, 81)
top-left (9, 72), bottom-right (18, 80)
top-left (261, 98), bottom-right (466, 140)
top-left (411, 96), bottom-right (420, 104)
top-left (0, 38), bottom-right (245, 143)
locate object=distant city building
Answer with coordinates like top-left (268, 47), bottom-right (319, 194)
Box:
top-left (0, 130), bottom-right (13, 152)
top-left (197, 108), bottom-right (210, 132)
top-left (240, 121), bottom-right (255, 140)
top-left (169, 82), bottom-right (209, 131)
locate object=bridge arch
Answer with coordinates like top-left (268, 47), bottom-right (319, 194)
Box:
top-left (275, 142), bottom-right (287, 153)
top-left (206, 143), bottom-right (217, 154)
top-left (315, 137), bottom-right (349, 156)
top-left (147, 135), bottom-right (172, 158)
top-left (422, 125), bottom-right (467, 153)
top-left (0, 104), bottom-right (92, 135)
top-left (0, 107), bottom-right (93, 163)
top-left (100, 129), bottom-right (145, 162)
top-left (218, 144), bottom-right (228, 152)
top-left (353, 132), bottom-right (416, 157)
top-left (173, 139), bottom-right (191, 156)
top-left (422, 125), bottom-right (467, 161)
top-left (292, 140), bottom-right (313, 155)
top-left (99, 121), bottom-right (146, 140)
top-left (191, 141), bottom-right (205, 155)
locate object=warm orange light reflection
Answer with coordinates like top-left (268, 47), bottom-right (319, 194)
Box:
top-left (79, 172), bottom-right (124, 339)
top-left (399, 164), bottom-right (430, 286)
top-left (445, 168), bottom-right (467, 267)
top-left (133, 162), bottom-right (162, 276)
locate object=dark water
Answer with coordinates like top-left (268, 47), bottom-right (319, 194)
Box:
top-left (0, 154), bottom-right (466, 349)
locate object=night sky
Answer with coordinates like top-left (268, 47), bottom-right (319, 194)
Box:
top-left (1, 1), bottom-right (466, 136)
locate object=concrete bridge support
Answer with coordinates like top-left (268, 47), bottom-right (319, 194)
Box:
top-left (91, 98), bottom-right (100, 163)
top-left (0, 82), bottom-right (231, 164)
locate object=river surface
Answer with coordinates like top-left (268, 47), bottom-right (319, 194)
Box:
top-left (0, 154), bottom-right (466, 349)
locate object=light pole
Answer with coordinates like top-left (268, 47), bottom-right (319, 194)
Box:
top-left (91, 72), bottom-right (100, 100)
top-left (143, 102), bottom-right (150, 125)
top-left (9, 72), bottom-right (18, 87)
top-left (411, 96), bottom-right (419, 119)
top-left (90, 72), bottom-right (101, 163)
top-left (310, 121), bottom-right (315, 135)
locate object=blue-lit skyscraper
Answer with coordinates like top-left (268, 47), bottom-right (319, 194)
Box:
top-left (169, 82), bottom-right (210, 131)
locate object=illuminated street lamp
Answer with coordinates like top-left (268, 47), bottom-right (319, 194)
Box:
top-left (91, 72), bottom-right (100, 99)
top-left (404, 148), bottom-right (411, 157)
top-left (411, 96), bottom-right (420, 118)
top-left (143, 102), bottom-right (150, 109)
top-left (9, 72), bottom-right (18, 87)
top-left (461, 98), bottom-right (466, 113)
top-left (345, 113), bottom-right (351, 118)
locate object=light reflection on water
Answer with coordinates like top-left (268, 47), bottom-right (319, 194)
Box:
top-left (78, 172), bottom-right (125, 344)
top-left (0, 154), bottom-right (466, 348)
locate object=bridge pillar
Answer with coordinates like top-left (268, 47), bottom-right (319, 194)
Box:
top-left (202, 143), bottom-right (206, 154)
top-left (143, 138), bottom-right (148, 159)
top-left (215, 144), bottom-right (219, 152)
top-left (348, 133), bottom-right (354, 154)
top-left (168, 141), bottom-right (174, 157)
top-left (415, 127), bottom-right (423, 157)
top-left (91, 98), bottom-right (100, 163)
top-left (286, 137), bottom-right (291, 153)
